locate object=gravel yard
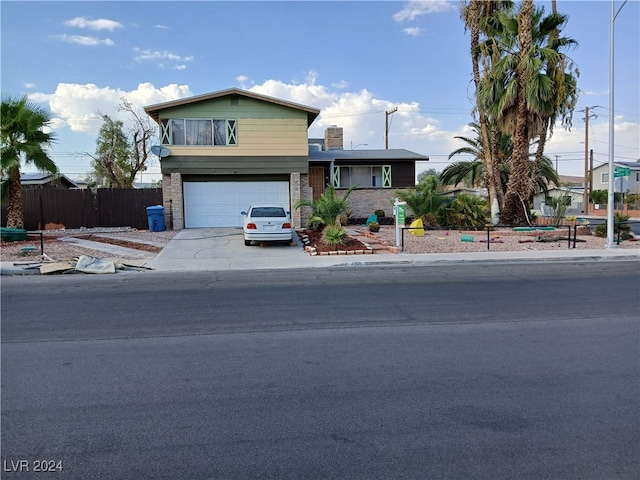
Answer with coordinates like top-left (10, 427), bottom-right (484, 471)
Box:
top-left (367, 226), bottom-right (640, 254)
top-left (1, 225), bottom-right (638, 264)
top-left (1, 229), bottom-right (178, 263)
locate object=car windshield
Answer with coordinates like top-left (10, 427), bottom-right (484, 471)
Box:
top-left (250, 207), bottom-right (286, 218)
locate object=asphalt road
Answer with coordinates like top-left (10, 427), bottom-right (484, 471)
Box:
top-left (2, 262), bottom-right (639, 479)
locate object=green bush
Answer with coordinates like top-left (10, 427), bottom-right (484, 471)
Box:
top-left (441, 193), bottom-right (488, 229)
top-left (368, 222), bottom-right (380, 232)
top-left (594, 212), bottom-right (631, 238)
top-left (590, 189), bottom-right (608, 204)
top-left (322, 224), bottom-right (347, 246)
top-left (374, 209), bottom-right (385, 218)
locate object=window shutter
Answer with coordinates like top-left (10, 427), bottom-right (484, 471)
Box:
top-left (160, 120), bottom-right (170, 145)
top-left (227, 120), bottom-right (237, 145)
top-left (333, 166), bottom-right (340, 188)
top-left (382, 165), bottom-right (392, 188)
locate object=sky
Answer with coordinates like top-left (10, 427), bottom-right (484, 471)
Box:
top-left (1, 0), bottom-right (639, 183)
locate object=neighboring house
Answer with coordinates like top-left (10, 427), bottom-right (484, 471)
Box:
top-left (533, 187), bottom-right (584, 216)
top-left (144, 88), bottom-right (429, 229)
top-left (18, 172), bottom-right (78, 189)
top-left (591, 161), bottom-right (640, 195)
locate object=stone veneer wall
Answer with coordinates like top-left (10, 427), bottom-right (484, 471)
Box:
top-left (161, 173), bottom-right (174, 230)
top-left (170, 172), bottom-right (184, 230)
top-left (336, 188), bottom-right (410, 218)
top-left (296, 187), bottom-right (412, 227)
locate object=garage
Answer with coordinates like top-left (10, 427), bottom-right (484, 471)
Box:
top-left (183, 181), bottom-right (290, 227)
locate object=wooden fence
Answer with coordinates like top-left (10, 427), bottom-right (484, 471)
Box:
top-left (1, 188), bottom-right (163, 231)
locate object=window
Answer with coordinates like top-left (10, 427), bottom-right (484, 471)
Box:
top-left (333, 165), bottom-right (391, 188)
top-left (160, 118), bottom-right (237, 146)
top-left (601, 172), bottom-right (609, 183)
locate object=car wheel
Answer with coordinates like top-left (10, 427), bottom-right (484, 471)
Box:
top-left (244, 239), bottom-right (252, 246)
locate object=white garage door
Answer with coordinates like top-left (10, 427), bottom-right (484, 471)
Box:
top-left (183, 181), bottom-right (290, 227)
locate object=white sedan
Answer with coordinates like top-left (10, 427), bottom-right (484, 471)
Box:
top-left (241, 205), bottom-right (293, 246)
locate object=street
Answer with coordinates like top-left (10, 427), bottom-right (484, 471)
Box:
top-left (2, 262), bottom-right (639, 479)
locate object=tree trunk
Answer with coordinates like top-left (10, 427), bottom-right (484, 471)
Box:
top-left (5, 169), bottom-right (25, 229)
top-left (468, 1), bottom-right (500, 224)
top-left (503, 0), bottom-right (534, 225)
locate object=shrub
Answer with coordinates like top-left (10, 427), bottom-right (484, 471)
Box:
top-left (322, 224), bottom-right (347, 247)
top-left (590, 190), bottom-right (607, 204)
top-left (441, 193), bottom-right (488, 229)
top-left (594, 212), bottom-right (631, 238)
top-left (368, 222), bottom-right (380, 232)
top-left (374, 209), bottom-right (385, 219)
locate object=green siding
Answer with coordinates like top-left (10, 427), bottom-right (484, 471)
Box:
top-left (161, 156), bottom-right (308, 175)
top-left (158, 96), bottom-right (308, 122)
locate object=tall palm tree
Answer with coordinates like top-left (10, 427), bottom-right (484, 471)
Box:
top-left (1, 95), bottom-right (57, 229)
top-left (477, 0), bottom-right (577, 224)
top-left (460, 0), bottom-right (513, 224)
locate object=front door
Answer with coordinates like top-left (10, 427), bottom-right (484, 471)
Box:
top-left (309, 166), bottom-right (326, 201)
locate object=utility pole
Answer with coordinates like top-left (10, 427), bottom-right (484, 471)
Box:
top-left (385, 107), bottom-right (397, 149)
top-left (581, 106), bottom-right (599, 214)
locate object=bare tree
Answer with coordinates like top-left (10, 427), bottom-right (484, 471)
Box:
top-left (88, 97), bottom-right (157, 188)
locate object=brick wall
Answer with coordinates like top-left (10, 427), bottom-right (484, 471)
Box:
top-left (324, 127), bottom-right (343, 150)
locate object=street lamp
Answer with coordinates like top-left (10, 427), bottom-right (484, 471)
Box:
top-left (607, 0), bottom-right (628, 248)
top-left (351, 143), bottom-right (368, 150)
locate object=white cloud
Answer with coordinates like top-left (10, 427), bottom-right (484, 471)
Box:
top-left (24, 83), bottom-right (36, 89)
top-left (393, 1), bottom-right (454, 22)
top-left (55, 34), bottom-right (115, 46)
top-left (133, 48), bottom-right (194, 63)
top-left (29, 82), bottom-right (192, 135)
top-left (154, 24), bottom-right (170, 30)
top-left (403, 27), bottom-right (422, 36)
top-left (27, 78), bottom-right (639, 180)
top-left (64, 17), bottom-right (123, 31)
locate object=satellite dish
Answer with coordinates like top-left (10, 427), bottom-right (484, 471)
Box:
top-left (150, 145), bottom-right (171, 158)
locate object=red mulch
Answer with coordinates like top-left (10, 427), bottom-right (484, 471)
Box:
top-left (299, 229), bottom-right (370, 253)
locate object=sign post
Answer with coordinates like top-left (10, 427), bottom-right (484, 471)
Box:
top-left (394, 198), bottom-right (407, 248)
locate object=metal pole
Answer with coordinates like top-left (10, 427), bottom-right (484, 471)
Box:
top-left (583, 107), bottom-right (590, 214)
top-left (607, 0), bottom-right (628, 248)
top-left (607, 0), bottom-right (616, 248)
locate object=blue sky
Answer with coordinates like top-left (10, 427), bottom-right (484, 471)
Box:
top-left (2, 0), bottom-right (639, 182)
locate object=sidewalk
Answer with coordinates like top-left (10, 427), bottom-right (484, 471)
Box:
top-left (2, 228), bottom-right (638, 275)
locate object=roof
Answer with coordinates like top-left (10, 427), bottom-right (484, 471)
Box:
top-left (308, 148), bottom-right (429, 162)
top-left (19, 172), bottom-right (78, 188)
top-left (592, 161), bottom-right (640, 171)
top-left (144, 87), bottom-right (320, 127)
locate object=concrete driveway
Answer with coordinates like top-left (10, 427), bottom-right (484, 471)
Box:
top-left (144, 227), bottom-right (316, 272)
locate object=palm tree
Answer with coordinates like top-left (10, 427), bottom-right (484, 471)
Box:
top-left (444, 122), bottom-right (557, 203)
top-left (295, 184), bottom-right (357, 229)
top-left (396, 175), bottom-right (449, 226)
top-left (1, 95), bottom-right (57, 229)
top-left (477, 0), bottom-right (578, 224)
top-left (460, 0), bottom-right (513, 224)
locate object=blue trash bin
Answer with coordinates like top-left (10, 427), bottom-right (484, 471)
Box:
top-left (146, 205), bottom-right (166, 232)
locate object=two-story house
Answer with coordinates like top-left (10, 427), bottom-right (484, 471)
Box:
top-left (144, 88), bottom-right (428, 230)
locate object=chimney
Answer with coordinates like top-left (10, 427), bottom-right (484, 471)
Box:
top-left (324, 126), bottom-right (343, 151)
